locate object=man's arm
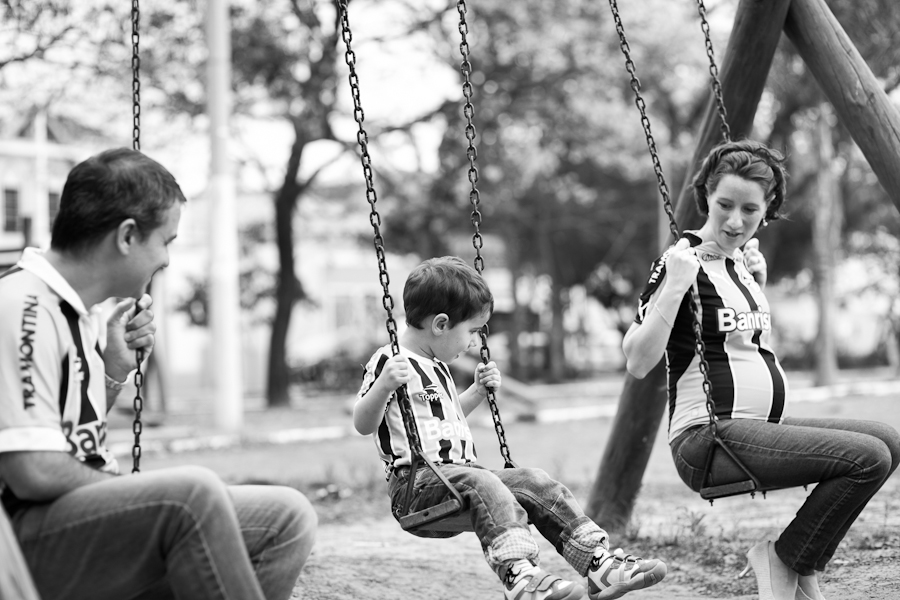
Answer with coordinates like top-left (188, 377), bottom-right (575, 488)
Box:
top-left (0, 451), bottom-right (115, 501)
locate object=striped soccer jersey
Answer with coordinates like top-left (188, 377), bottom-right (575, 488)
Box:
top-left (0, 248), bottom-right (118, 492)
top-left (635, 232), bottom-right (789, 442)
top-left (358, 344), bottom-right (477, 474)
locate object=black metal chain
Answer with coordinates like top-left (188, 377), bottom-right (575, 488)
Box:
top-left (337, 0), bottom-right (425, 459)
top-left (131, 0), bottom-right (143, 473)
top-left (131, 0), bottom-right (141, 151)
top-left (607, 0), bottom-right (715, 432)
top-left (456, 0), bottom-right (514, 469)
top-left (696, 0), bottom-right (731, 142)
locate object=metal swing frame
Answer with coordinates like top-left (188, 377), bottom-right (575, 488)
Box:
top-left (608, 0), bottom-right (780, 504)
top-left (339, 0), bottom-right (515, 534)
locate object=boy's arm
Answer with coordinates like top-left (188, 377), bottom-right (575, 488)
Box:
top-left (353, 353), bottom-right (411, 435)
top-left (458, 361), bottom-right (501, 416)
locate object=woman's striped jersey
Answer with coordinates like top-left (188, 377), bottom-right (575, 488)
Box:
top-left (357, 344), bottom-right (477, 476)
top-left (635, 232), bottom-right (789, 442)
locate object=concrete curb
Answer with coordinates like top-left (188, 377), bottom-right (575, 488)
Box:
top-left (109, 378), bottom-right (900, 459)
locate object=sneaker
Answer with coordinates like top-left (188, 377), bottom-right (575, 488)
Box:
top-left (502, 560), bottom-right (585, 600)
top-left (586, 548), bottom-right (667, 600)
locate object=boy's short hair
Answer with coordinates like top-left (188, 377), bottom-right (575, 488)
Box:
top-left (403, 256), bottom-right (494, 329)
top-left (51, 148), bottom-right (187, 254)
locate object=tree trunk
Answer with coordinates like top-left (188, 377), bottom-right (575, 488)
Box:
top-left (812, 102), bottom-right (841, 385)
top-left (586, 0), bottom-right (791, 531)
top-left (547, 281), bottom-right (567, 383)
top-left (784, 0), bottom-right (900, 211)
top-left (267, 134), bottom-right (305, 407)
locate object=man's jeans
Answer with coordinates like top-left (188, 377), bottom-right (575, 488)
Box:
top-left (10, 465), bottom-right (317, 600)
top-left (671, 416), bottom-right (900, 575)
top-left (389, 463), bottom-right (606, 574)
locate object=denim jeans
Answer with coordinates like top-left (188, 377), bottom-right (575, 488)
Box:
top-left (670, 416), bottom-right (900, 575)
top-left (388, 463), bottom-right (606, 575)
top-left (9, 465), bottom-right (317, 600)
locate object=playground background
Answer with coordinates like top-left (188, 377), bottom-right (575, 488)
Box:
top-left (109, 368), bottom-right (900, 600)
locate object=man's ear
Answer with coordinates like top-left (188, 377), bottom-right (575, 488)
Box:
top-left (431, 313), bottom-right (450, 335)
top-left (115, 219), bottom-right (139, 255)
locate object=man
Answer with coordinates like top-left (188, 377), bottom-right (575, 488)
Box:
top-left (0, 148), bottom-right (316, 600)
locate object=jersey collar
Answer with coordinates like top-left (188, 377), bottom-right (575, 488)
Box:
top-left (682, 230), bottom-right (743, 262)
top-left (18, 248), bottom-right (90, 317)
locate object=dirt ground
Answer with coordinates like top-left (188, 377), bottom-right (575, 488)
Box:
top-left (145, 393), bottom-right (900, 600)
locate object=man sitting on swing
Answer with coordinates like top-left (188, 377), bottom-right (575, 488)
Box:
top-left (0, 148), bottom-right (316, 600)
top-left (355, 256), bottom-right (667, 600)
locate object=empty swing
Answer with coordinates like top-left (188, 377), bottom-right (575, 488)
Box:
top-left (607, 0), bottom-right (801, 504)
top-left (338, 0), bottom-right (516, 534)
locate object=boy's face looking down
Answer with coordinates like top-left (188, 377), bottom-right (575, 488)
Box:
top-left (431, 307), bottom-right (491, 363)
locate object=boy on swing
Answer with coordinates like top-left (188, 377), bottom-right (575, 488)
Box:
top-left (355, 256), bottom-right (667, 600)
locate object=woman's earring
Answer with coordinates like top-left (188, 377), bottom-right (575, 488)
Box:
top-left (761, 219), bottom-right (769, 228)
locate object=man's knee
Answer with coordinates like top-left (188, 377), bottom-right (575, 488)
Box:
top-left (153, 465), bottom-right (232, 514)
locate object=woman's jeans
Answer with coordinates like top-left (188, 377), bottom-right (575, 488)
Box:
top-left (388, 463), bottom-right (606, 575)
top-left (671, 417), bottom-right (900, 575)
top-left (10, 465), bottom-right (317, 600)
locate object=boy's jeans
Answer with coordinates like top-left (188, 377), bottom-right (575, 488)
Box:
top-left (9, 465), bottom-right (317, 600)
top-left (670, 416), bottom-right (900, 575)
top-left (389, 462), bottom-right (606, 575)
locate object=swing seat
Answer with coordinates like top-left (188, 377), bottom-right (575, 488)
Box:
top-left (700, 479), bottom-right (758, 501)
top-left (399, 497), bottom-right (473, 533)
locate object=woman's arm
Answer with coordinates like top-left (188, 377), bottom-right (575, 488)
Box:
top-left (623, 238), bottom-right (700, 378)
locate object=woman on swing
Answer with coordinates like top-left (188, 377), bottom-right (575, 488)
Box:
top-left (622, 139), bottom-right (900, 600)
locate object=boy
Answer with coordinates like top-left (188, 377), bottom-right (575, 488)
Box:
top-left (355, 256), bottom-right (666, 600)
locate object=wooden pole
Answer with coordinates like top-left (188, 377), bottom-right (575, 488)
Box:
top-left (585, 0), bottom-right (791, 531)
top-left (784, 0), bottom-right (900, 211)
top-left (1, 508), bottom-right (41, 600)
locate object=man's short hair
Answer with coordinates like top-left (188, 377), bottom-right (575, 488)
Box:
top-left (403, 256), bottom-right (494, 329)
top-left (51, 148), bottom-right (187, 254)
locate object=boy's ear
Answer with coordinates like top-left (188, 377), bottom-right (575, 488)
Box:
top-left (431, 313), bottom-right (450, 335)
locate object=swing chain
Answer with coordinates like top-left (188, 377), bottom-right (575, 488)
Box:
top-left (695, 0), bottom-right (731, 142)
top-left (131, 0), bottom-right (141, 151)
top-left (338, 0), bottom-right (425, 458)
top-left (607, 0), bottom-right (678, 243)
top-left (457, 0), bottom-right (514, 469)
top-left (132, 355), bottom-right (144, 473)
top-left (609, 0), bottom-right (717, 429)
top-left (456, 0), bottom-right (484, 273)
top-left (130, 0), bottom-right (143, 473)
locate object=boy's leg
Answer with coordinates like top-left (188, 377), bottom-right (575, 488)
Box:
top-left (13, 465), bottom-right (268, 600)
top-left (493, 467), bottom-right (666, 600)
top-left (492, 467), bottom-right (605, 574)
top-left (393, 464), bottom-right (586, 599)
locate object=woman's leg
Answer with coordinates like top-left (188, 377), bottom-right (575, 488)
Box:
top-left (671, 418), bottom-right (898, 575)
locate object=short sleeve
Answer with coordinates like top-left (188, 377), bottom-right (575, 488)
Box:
top-left (634, 249), bottom-right (672, 325)
top-left (0, 294), bottom-right (68, 454)
top-left (357, 346), bottom-right (391, 403)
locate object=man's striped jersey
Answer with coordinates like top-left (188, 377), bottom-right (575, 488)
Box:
top-left (357, 344), bottom-right (477, 475)
top-left (635, 232), bottom-right (789, 442)
top-left (0, 249), bottom-right (118, 495)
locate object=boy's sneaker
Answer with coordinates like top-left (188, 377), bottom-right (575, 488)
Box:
top-left (502, 559), bottom-right (585, 600)
top-left (586, 548), bottom-right (667, 600)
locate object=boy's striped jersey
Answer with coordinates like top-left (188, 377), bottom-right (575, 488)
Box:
top-left (635, 232), bottom-right (789, 442)
top-left (358, 344), bottom-right (477, 474)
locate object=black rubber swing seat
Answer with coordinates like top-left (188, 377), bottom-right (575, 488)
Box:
top-left (399, 497), bottom-right (473, 533)
top-left (396, 452), bottom-right (475, 534)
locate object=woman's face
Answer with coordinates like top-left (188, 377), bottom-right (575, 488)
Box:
top-left (701, 174), bottom-right (768, 254)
